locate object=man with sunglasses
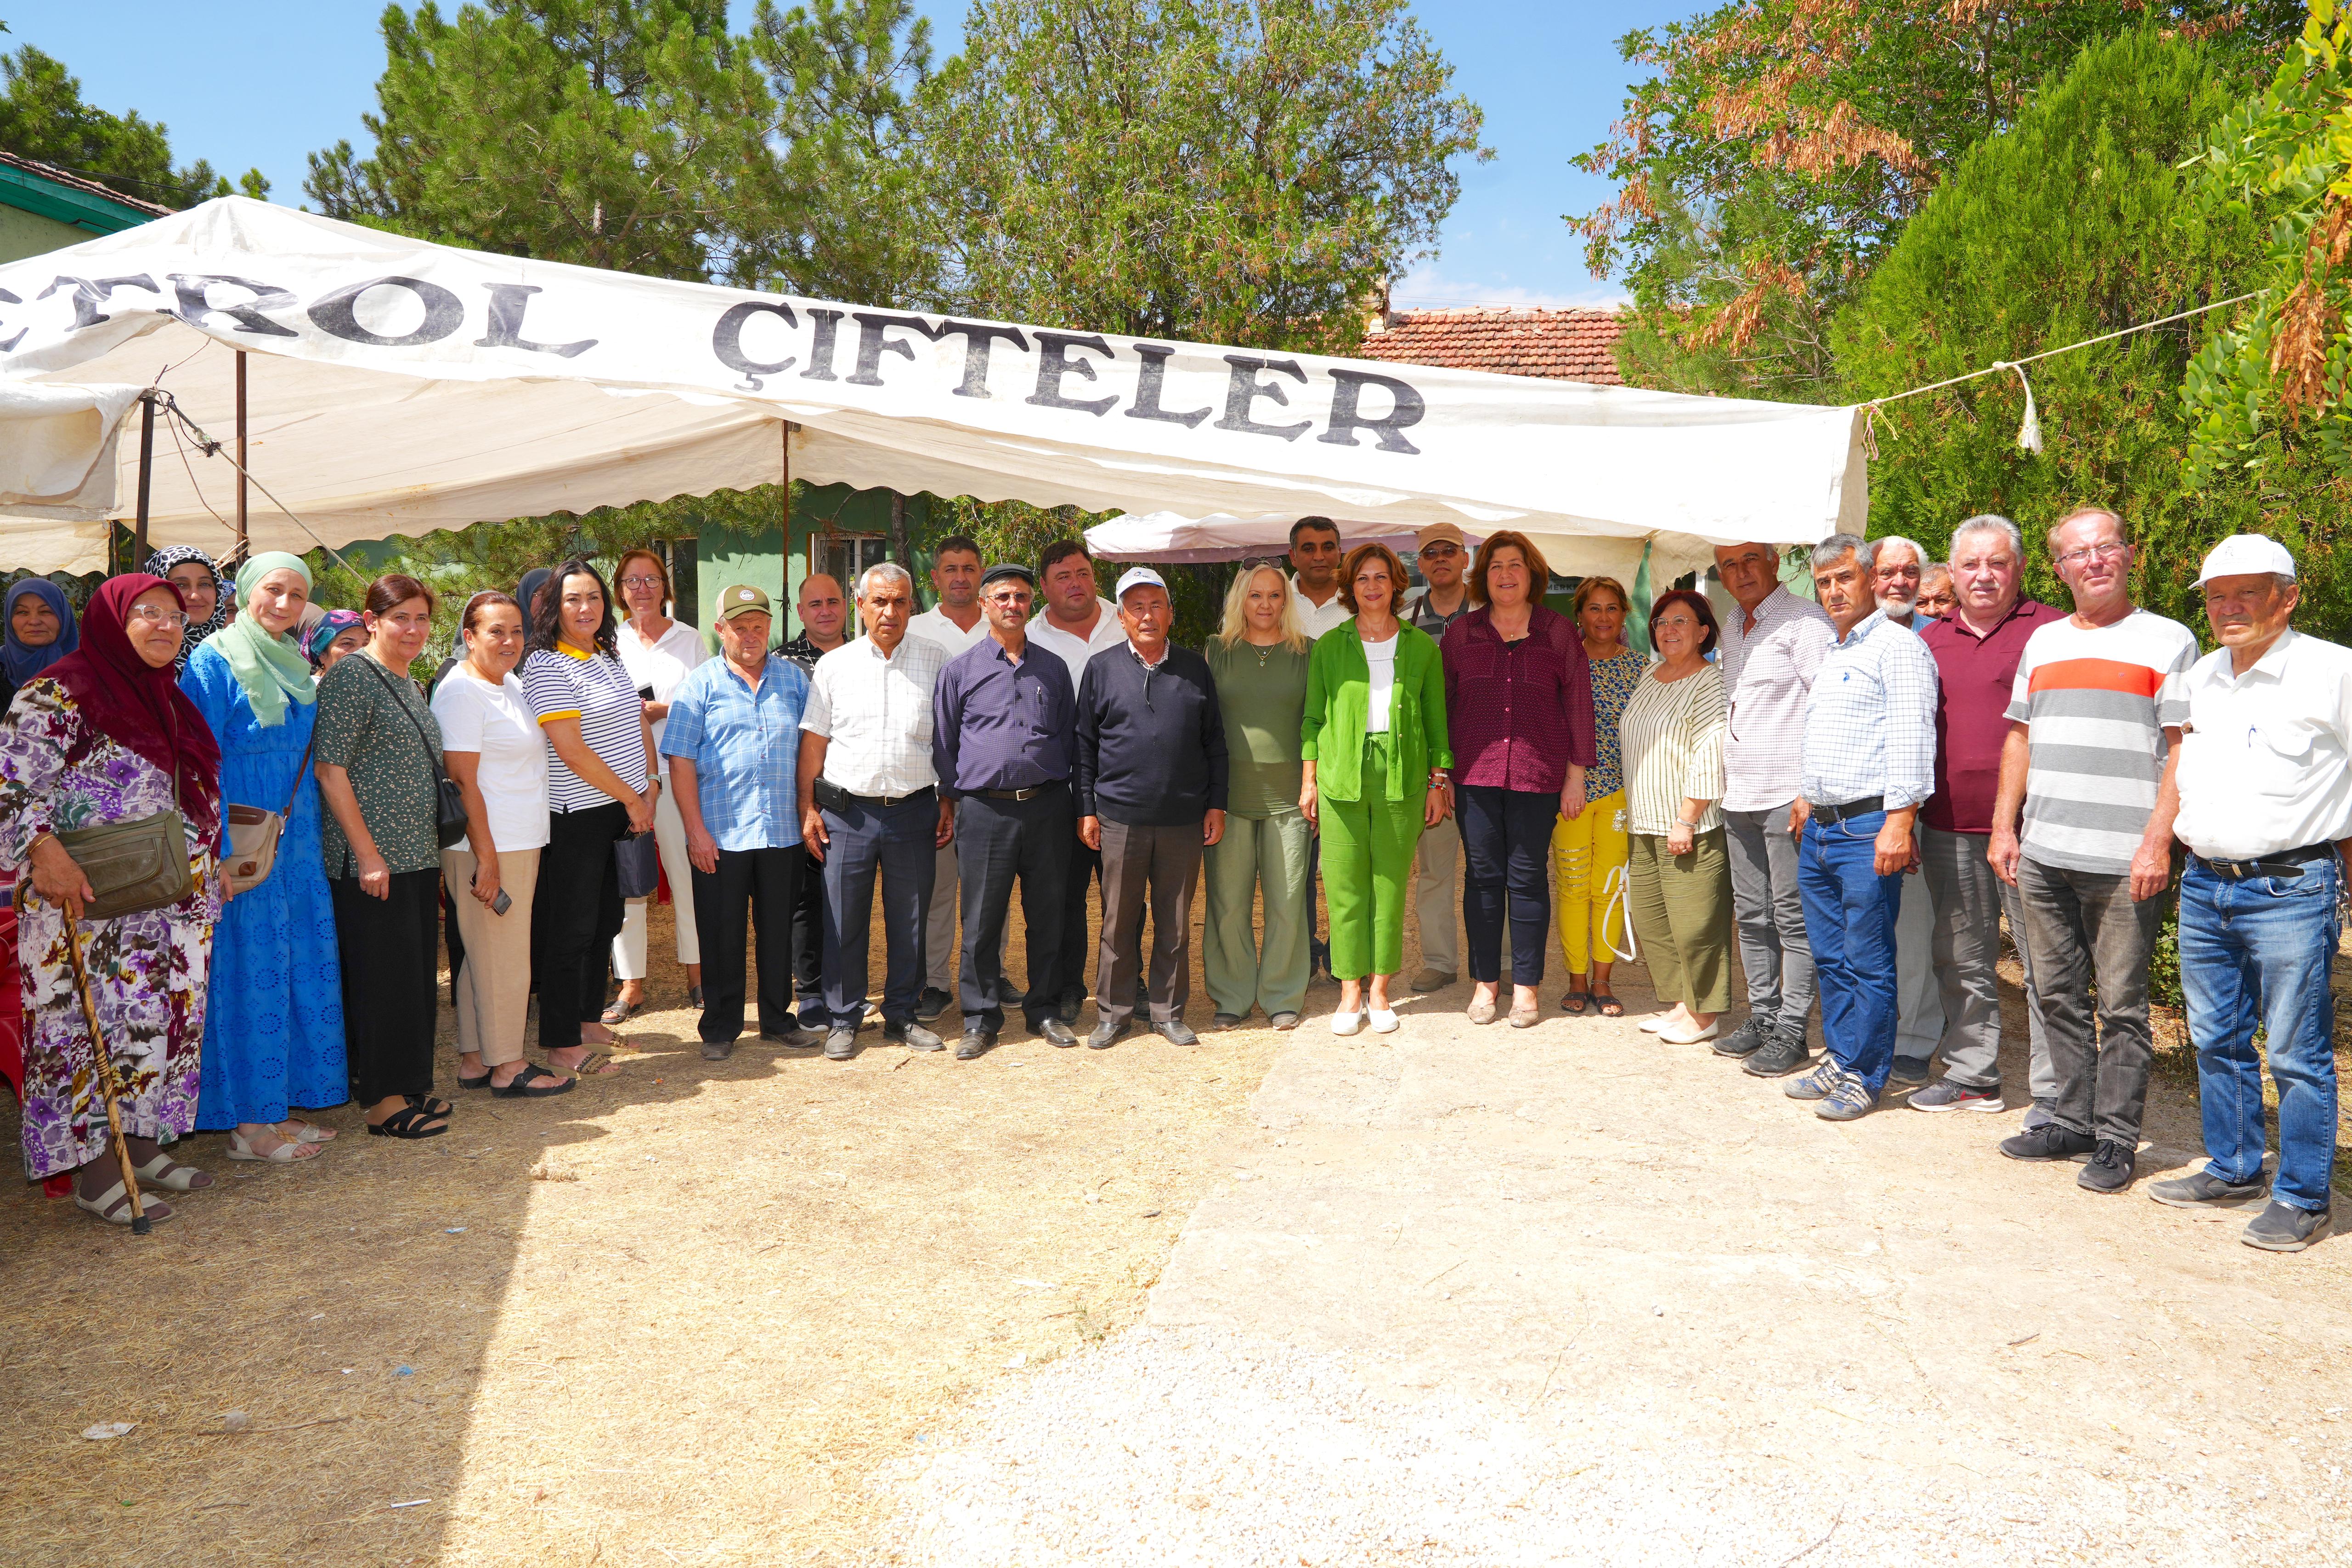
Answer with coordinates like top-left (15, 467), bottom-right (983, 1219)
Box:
top-left (1401, 522), bottom-right (1472, 990)
top-left (1990, 507), bottom-right (2196, 1196)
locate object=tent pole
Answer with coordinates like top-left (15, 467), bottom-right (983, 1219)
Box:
top-left (235, 351), bottom-right (249, 554)
top-left (132, 389), bottom-right (157, 563)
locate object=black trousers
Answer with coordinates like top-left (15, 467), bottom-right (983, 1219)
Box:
top-left (1459, 784), bottom-right (1555, 987)
top-left (534, 802), bottom-right (627, 1051)
top-left (820, 793), bottom-right (937, 1028)
top-left (332, 866), bottom-right (441, 1106)
top-left (956, 785), bottom-right (1073, 1032)
top-left (792, 843), bottom-right (826, 1026)
top-left (691, 845), bottom-right (803, 1043)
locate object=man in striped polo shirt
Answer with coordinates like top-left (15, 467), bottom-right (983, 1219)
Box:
top-left (1989, 506), bottom-right (2196, 1195)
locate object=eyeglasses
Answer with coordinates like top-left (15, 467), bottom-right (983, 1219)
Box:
top-left (127, 605), bottom-right (188, 629)
top-left (2055, 540), bottom-right (2129, 570)
top-left (618, 575), bottom-right (664, 590)
top-left (1417, 544), bottom-right (1462, 559)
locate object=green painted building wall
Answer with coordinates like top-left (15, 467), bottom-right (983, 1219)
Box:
top-left (690, 484), bottom-right (936, 652)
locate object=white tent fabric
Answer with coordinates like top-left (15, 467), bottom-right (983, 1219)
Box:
top-left (0, 197), bottom-right (1868, 577)
top-left (1085, 511), bottom-right (1446, 565)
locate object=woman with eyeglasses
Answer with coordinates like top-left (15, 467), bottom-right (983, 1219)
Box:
top-left (183, 553), bottom-right (348, 1163)
top-left (1619, 589), bottom-right (1733, 1045)
top-left (1, 573), bottom-right (226, 1222)
top-left (606, 547), bottom-right (706, 1022)
top-left (142, 547), bottom-right (232, 672)
top-left (521, 558), bottom-right (656, 1077)
top-left (314, 574), bottom-right (455, 1139)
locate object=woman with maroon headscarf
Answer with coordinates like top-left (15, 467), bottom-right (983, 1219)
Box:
top-left (0, 573), bottom-right (225, 1224)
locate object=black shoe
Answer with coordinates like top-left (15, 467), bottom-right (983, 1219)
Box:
top-left (2076, 1139), bottom-right (2137, 1195)
top-left (1153, 1020), bottom-right (1199, 1046)
top-left (1034, 1018), bottom-right (1080, 1048)
top-left (1713, 1011), bottom-right (1776, 1059)
top-left (823, 1028), bottom-right (857, 1061)
top-left (1999, 1122), bottom-right (2096, 1162)
top-left (956, 1029), bottom-right (997, 1061)
top-left (1057, 992), bottom-right (1083, 1024)
top-left (915, 987), bottom-right (951, 1023)
top-left (1087, 1018), bottom-right (1132, 1050)
top-left (701, 1038), bottom-right (735, 1061)
top-left (2149, 1168), bottom-right (2270, 1208)
top-left (761, 1024), bottom-right (824, 1049)
top-left (1741, 1025), bottom-right (1810, 1078)
top-left (1888, 1057), bottom-right (1930, 1088)
top-left (887, 1021), bottom-right (945, 1052)
top-left (2243, 1200), bottom-right (2332, 1252)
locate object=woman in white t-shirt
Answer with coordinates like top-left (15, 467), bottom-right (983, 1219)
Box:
top-left (432, 592), bottom-right (568, 1097)
top-left (607, 547), bottom-right (707, 1019)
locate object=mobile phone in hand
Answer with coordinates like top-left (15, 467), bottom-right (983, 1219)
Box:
top-left (490, 887), bottom-right (512, 915)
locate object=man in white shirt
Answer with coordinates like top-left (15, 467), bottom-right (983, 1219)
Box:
top-left (1400, 522), bottom-right (1471, 989)
top-left (1711, 540), bottom-right (1833, 1078)
top-left (907, 534), bottom-right (989, 1023)
top-left (2151, 535), bottom-right (2352, 1252)
top-left (1866, 535), bottom-right (1946, 1085)
top-left (798, 562), bottom-right (953, 1059)
top-left (1028, 538), bottom-right (1131, 1021)
top-left (1290, 516), bottom-right (1351, 638)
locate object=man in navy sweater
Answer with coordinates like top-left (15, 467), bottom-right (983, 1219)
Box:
top-left (1076, 568), bottom-right (1229, 1048)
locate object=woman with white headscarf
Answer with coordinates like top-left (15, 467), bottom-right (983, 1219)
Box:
top-left (181, 551), bottom-right (349, 1162)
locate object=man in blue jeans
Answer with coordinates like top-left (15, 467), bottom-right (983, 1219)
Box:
top-left (2151, 535), bottom-right (2352, 1252)
top-left (1784, 534), bottom-right (1939, 1122)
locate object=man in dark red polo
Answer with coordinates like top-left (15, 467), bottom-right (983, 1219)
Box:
top-left (1910, 515), bottom-right (2065, 1116)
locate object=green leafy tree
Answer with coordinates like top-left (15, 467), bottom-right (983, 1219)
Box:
top-left (0, 44), bottom-right (267, 206)
top-left (918, 0), bottom-right (1487, 351)
top-left (1573, 1), bottom-right (2296, 398)
top-left (1832, 27), bottom-right (2348, 638)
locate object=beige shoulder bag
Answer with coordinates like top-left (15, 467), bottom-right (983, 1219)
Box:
top-left (223, 736), bottom-right (313, 897)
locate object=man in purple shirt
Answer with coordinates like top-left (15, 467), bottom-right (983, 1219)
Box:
top-left (1910, 515), bottom-right (2063, 1116)
top-left (931, 564), bottom-right (1082, 1057)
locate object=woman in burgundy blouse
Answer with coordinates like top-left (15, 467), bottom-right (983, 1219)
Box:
top-left (1439, 532), bottom-right (1596, 1027)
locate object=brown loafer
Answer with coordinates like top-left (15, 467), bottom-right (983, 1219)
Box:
top-left (1466, 998), bottom-right (1498, 1026)
top-left (1508, 1003), bottom-right (1541, 1029)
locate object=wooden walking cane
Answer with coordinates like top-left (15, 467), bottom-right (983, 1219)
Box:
top-left (28, 888), bottom-right (150, 1235)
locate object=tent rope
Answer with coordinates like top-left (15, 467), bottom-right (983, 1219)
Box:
top-left (1861, 289), bottom-right (2267, 413)
top-left (148, 390), bottom-right (359, 575)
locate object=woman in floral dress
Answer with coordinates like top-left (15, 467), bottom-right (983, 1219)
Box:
top-left (1, 574), bottom-right (225, 1224)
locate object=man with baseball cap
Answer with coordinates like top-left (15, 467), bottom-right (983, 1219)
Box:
top-left (1074, 567), bottom-right (1229, 1047)
top-left (1400, 522), bottom-right (1472, 990)
top-left (662, 585), bottom-right (821, 1059)
top-left (2151, 534), bottom-right (2352, 1251)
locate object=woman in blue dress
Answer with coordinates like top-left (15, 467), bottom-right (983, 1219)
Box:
top-left (182, 552), bottom-right (349, 1162)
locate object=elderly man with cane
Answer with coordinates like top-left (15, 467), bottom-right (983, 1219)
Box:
top-left (2151, 536), bottom-right (2352, 1251)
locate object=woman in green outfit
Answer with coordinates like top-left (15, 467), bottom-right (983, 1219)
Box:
top-left (1203, 564), bottom-right (1314, 1030)
top-left (1300, 542), bottom-right (1452, 1037)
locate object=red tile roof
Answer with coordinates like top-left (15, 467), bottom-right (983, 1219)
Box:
top-left (1355, 307), bottom-right (1626, 386)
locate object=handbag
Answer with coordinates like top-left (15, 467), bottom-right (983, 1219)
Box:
top-left (613, 826), bottom-right (661, 898)
top-left (223, 734), bottom-right (315, 897)
top-left (360, 657), bottom-right (470, 850)
top-left (57, 706), bottom-right (194, 920)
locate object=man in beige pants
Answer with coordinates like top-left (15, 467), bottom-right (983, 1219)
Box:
top-left (1402, 522), bottom-right (1472, 988)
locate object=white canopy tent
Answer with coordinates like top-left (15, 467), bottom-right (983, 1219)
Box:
top-left (0, 197), bottom-right (1868, 579)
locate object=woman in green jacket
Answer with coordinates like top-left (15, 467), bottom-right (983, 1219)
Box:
top-left (1300, 542), bottom-right (1452, 1037)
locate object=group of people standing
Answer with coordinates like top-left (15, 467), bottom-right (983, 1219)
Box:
top-left (2, 508), bottom-right (2340, 1256)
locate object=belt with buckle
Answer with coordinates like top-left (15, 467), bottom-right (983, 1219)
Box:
top-left (2194, 843), bottom-right (2335, 881)
top-left (825, 783), bottom-right (934, 810)
top-left (1807, 795), bottom-right (1884, 824)
top-left (978, 781), bottom-right (1064, 801)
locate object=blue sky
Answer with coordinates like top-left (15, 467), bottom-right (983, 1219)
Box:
top-left (10, 1), bottom-right (1690, 310)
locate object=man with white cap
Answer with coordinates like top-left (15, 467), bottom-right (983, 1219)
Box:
top-left (1074, 567), bottom-right (1229, 1048)
top-left (2150, 534), bottom-right (2352, 1251)
top-left (1400, 521), bottom-right (1472, 989)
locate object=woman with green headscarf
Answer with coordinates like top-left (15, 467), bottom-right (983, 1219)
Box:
top-left (182, 552), bottom-right (350, 1162)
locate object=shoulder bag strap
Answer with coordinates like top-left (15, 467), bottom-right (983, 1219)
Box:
top-left (361, 655), bottom-right (440, 760)
top-left (280, 731), bottom-right (316, 818)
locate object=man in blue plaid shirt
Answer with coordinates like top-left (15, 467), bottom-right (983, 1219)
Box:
top-left (1786, 534), bottom-right (1941, 1122)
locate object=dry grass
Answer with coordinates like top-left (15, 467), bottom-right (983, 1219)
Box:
top-left (0, 888), bottom-right (1299, 1567)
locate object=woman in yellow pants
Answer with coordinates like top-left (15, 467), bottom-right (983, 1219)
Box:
top-left (1553, 577), bottom-right (1648, 1017)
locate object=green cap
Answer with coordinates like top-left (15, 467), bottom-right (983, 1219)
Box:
top-left (718, 583), bottom-right (772, 620)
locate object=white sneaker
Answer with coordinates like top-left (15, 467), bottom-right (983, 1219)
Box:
top-left (1331, 1009), bottom-right (1368, 1037)
top-left (1368, 1008), bottom-right (1400, 1033)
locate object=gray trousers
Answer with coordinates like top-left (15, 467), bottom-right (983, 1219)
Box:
top-left (924, 840), bottom-right (959, 993)
top-left (1098, 818), bottom-right (1204, 1027)
top-left (2015, 855), bottom-right (2161, 1147)
top-left (1407, 812), bottom-right (1460, 976)
top-left (1723, 804), bottom-right (1815, 1027)
top-left (1891, 863), bottom-right (1945, 1070)
top-left (1920, 828), bottom-right (2052, 1096)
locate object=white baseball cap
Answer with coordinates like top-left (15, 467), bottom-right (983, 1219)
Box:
top-left (1114, 566), bottom-right (1169, 600)
top-left (2194, 534), bottom-right (2296, 587)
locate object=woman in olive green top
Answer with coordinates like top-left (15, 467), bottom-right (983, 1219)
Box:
top-left (1204, 565), bottom-right (1315, 1029)
top-left (1300, 542), bottom-right (1452, 1037)
top-left (315, 574), bottom-right (451, 1140)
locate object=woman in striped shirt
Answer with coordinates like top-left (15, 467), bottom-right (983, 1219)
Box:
top-left (520, 559), bottom-right (656, 1076)
top-left (1619, 590), bottom-right (1733, 1046)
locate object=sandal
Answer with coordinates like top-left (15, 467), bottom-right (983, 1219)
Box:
top-left (132, 1151), bottom-right (214, 1190)
top-left (227, 1128), bottom-right (321, 1163)
top-left (457, 1071), bottom-right (492, 1091)
top-left (279, 1119), bottom-right (337, 1142)
top-left (406, 1094), bottom-right (456, 1118)
top-left (551, 1049), bottom-right (617, 1077)
top-left (1560, 990), bottom-right (1591, 1015)
top-left (491, 1063), bottom-right (576, 1100)
top-left (75, 1179), bottom-right (170, 1226)
top-left (600, 996), bottom-right (640, 1026)
top-left (1594, 993), bottom-right (1624, 1018)
top-left (366, 1105), bottom-right (449, 1139)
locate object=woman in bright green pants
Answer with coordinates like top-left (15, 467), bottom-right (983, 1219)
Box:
top-left (1203, 564), bottom-right (1314, 1029)
top-left (1300, 542), bottom-right (1452, 1037)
